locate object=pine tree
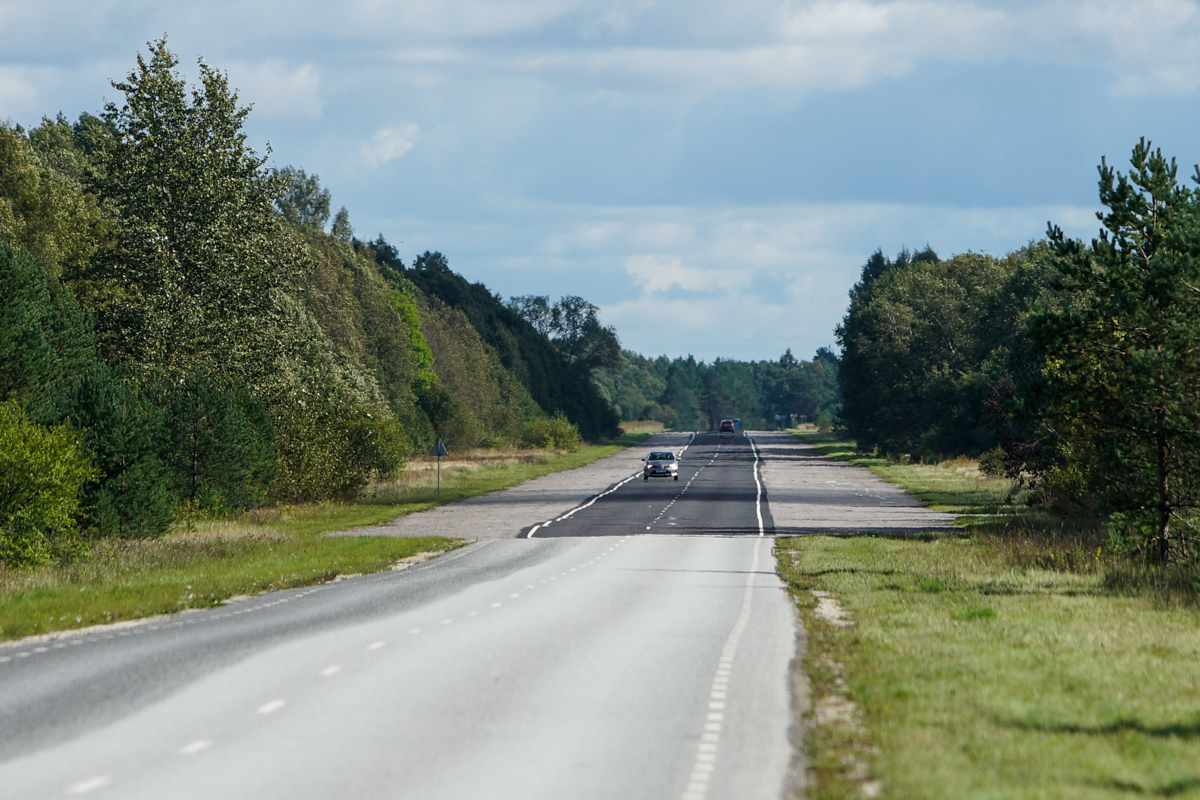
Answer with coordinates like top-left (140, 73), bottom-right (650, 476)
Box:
top-left (1032, 139), bottom-right (1200, 563)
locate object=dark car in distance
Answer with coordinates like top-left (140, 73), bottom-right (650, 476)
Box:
top-left (643, 451), bottom-right (679, 481)
top-left (719, 419), bottom-right (735, 434)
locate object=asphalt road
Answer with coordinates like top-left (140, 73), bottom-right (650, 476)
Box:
top-left (0, 432), bottom-right (798, 800)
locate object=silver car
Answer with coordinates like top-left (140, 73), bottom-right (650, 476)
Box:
top-left (643, 451), bottom-right (679, 481)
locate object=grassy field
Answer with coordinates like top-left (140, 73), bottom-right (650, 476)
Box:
top-left (779, 432), bottom-right (1200, 800)
top-left (0, 436), bottom-right (644, 642)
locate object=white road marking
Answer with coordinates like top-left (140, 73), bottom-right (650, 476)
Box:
top-left (257, 699), bottom-right (286, 715)
top-left (320, 665), bottom-right (341, 676)
top-left (367, 641), bottom-right (386, 650)
top-left (179, 739), bottom-right (212, 755)
top-left (490, 602), bottom-right (502, 608)
top-left (66, 776), bottom-right (110, 794)
top-left (527, 434), bottom-right (695, 539)
top-left (409, 627), bottom-right (422, 634)
top-left (440, 619), bottom-right (454, 625)
top-left (681, 536), bottom-right (762, 800)
top-left (746, 434), bottom-right (765, 536)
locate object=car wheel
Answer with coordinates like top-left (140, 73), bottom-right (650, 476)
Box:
top-left (674, 475), bottom-right (679, 481)
top-left (644, 475), bottom-right (648, 481)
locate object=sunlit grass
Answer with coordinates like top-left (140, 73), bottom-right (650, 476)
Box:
top-left (779, 535), bottom-right (1200, 800)
top-left (0, 535), bottom-right (458, 641)
top-left (779, 431), bottom-right (1200, 799)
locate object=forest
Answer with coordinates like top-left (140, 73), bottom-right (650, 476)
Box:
top-left (837, 140), bottom-right (1200, 566)
top-left (0, 41), bottom-right (621, 567)
top-left (0, 40), bottom-right (842, 569)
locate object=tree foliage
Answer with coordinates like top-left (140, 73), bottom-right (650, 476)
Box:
top-left (1032, 139), bottom-right (1200, 562)
top-left (594, 348), bottom-right (841, 430)
top-left (94, 37), bottom-right (290, 381)
top-left (508, 294), bottom-right (621, 372)
top-left (837, 246), bottom-right (1053, 458)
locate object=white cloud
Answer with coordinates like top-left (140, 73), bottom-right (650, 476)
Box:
top-left (226, 60), bottom-right (323, 119)
top-left (363, 0), bottom-right (1200, 98)
top-left (361, 124), bottom-right (420, 166)
top-left (625, 254), bottom-right (741, 294)
top-left (384, 200), bottom-right (1099, 361)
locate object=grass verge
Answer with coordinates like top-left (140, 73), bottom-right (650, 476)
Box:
top-left (779, 431), bottom-right (1200, 800)
top-left (0, 435), bottom-right (647, 642)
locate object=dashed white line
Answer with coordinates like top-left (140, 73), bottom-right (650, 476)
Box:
top-left (179, 739), bottom-right (212, 755)
top-left (66, 776), bottom-right (110, 794)
top-left (320, 665), bottom-right (341, 676)
top-left (367, 641), bottom-right (386, 650)
top-left (681, 536), bottom-right (762, 800)
top-left (257, 699), bottom-right (286, 715)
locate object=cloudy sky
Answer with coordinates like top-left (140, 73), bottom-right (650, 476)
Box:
top-left (4, 1), bottom-right (1200, 361)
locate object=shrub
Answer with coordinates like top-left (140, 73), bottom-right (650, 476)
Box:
top-left (272, 392), bottom-right (408, 502)
top-left (0, 400), bottom-right (96, 566)
top-left (520, 413), bottom-right (581, 451)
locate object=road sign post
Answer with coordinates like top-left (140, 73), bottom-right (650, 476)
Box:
top-left (430, 439), bottom-right (449, 494)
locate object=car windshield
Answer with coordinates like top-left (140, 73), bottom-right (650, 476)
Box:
top-left (648, 452), bottom-right (674, 460)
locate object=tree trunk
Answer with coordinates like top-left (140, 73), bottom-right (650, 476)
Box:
top-left (1156, 431), bottom-right (1170, 565)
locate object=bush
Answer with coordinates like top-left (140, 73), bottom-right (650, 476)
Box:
top-left (0, 400), bottom-right (96, 566)
top-left (272, 392), bottom-right (408, 502)
top-left (520, 414), bottom-right (581, 451)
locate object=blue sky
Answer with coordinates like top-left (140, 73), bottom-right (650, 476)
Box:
top-left (4, 0), bottom-right (1200, 361)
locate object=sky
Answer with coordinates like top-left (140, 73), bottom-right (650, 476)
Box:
top-left (4, 0), bottom-right (1200, 362)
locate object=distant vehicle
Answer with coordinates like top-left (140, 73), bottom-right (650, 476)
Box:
top-left (643, 451), bottom-right (679, 481)
top-left (718, 419), bottom-right (735, 434)
top-left (732, 418), bottom-right (742, 432)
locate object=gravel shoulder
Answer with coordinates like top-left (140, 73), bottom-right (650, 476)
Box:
top-left (334, 432), bottom-right (695, 540)
top-left (752, 431), bottom-right (956, 534)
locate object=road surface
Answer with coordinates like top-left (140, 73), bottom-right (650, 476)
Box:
top-left (0, 431), bottom-right (950, 799)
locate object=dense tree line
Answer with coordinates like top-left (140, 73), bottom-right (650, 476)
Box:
top-left (838, 140), bottom-right (1200, 565)
top-left (0, 40), bottom-right (605, 566)
top-left (591, 347), bottom-right (840, 431)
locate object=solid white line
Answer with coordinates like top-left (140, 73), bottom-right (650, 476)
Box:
top-left (746, 434), bottom-right (764, 537)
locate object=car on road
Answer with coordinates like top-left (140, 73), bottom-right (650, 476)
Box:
top-left (643, 451), bottom-right (679, 481)
top-left (719, 419), bottom-right (735, 434)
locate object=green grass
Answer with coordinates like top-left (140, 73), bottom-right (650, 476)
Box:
top-left (0, 535), bottom-right (458, 641)
top-left (779, 432), bottom-right (1200, 800)
top-left (0, 436), bottom-right (646, 642)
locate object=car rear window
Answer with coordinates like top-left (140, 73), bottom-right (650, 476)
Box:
top-left (648, 452), bottom-right (673, 460)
